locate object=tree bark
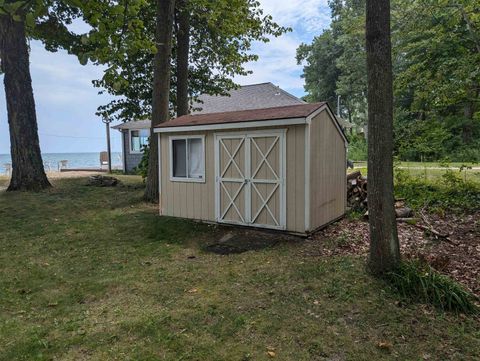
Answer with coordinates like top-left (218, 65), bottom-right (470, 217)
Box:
top-left (365, 0), bottom-right (400, 274)
top-left (0, 14), bottom-right (51, 191)
top-left (176, 0), bottom-right (190, 117)
top-left (144, 0), bottom-right (176, 202)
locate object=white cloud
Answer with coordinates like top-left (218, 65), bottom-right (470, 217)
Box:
top-left (0, 2), bottom-right (332, 154)
top-left (237, 0), bottom-right (332, 97)
top-left (0, 41), bottom-right (119, 154)
top-left (259, 0), bottom-right (331, 33)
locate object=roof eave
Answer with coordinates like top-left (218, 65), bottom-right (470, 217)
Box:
top-left (153, 116), bottom-right (307, 133)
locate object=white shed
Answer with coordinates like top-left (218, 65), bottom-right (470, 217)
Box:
top-left (154, 102), bottom-right (347, 235)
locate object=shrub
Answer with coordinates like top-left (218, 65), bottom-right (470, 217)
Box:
top-left (386, 261), bottom-right (478, 314)
top-left (134, 144), bottom-right (149, 180)
top-left (347, 134), bottom-right (367, 161)
top-left (395, 172), bottom-right (480, 212)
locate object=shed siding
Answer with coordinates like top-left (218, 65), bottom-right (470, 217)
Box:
top-left (160, 125), bottom-right (306, 233)
top-left (309, 110), bottom-right (346, 230)
top-left (123, 130), bottom-right (143, 173)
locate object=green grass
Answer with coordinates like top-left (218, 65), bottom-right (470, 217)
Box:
top-left (1, 176), bottom-right (479, 360)
top-left (348, 163), bottom-right (480, 183)
top-left (353, 161), bottom-right (480, 168)
top-left (386, 261), bottom-right (478, 314)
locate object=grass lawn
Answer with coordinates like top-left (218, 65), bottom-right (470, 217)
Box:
top-left (0, 176), bottom-right (479, 360)
top-left (350, 164), bottom-right (480, 183)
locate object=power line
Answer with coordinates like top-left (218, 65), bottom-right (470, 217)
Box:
top-left (39, 132), bottom-right (106, 140)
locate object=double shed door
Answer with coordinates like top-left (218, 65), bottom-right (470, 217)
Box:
top-left (215, 130), bottom-right (286, 230)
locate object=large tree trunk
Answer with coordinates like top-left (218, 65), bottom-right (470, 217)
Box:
top-left (144, 0), bottom-right (176, 202)
top-left (365, 0), bottom-right (400, 274)
top-left (176, 0), bottom-right (190, 117)
top-left (0, 14), bottom-right (51, 191)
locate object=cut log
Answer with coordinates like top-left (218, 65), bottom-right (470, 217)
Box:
top-left (347, 171), bottom-right (362, 181)
top-left (395, 207), bottom-right (413, 218)
top-left (87, 175), bottom-right (120, 187)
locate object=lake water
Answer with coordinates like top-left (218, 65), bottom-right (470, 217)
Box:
top-left (0, 152), bottom-right (123, 174)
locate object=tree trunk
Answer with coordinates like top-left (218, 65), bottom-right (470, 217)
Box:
top-left (365, 0), bottom-right (400, 274)
top-left (0, 14), bottom-right (51, 191)
top-left (462, 85), bottom-right (477, 144)
top-left (144, 0), bottom-right (176, 202)
top-left (176, 0), bottom-right (190, 117)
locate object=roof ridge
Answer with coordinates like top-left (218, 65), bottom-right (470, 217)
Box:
top-left (237, 82), bottom-right (272, 87)
top-left (273, 86), bottom-right (306, 104)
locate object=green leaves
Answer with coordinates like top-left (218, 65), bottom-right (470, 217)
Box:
top-left (78, 53), bottom-right (88, 66)
top-left (85, 0), bottom-right (288, 122)
top-left (299, 0), bottom-right (480, 161)
top-left (25, 12), bottom-right (34, 27)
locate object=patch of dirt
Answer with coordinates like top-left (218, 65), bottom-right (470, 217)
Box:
top-left (305, 212), bottom-right (480, 297)
top-left (204, 229), bottom-right (302, 255)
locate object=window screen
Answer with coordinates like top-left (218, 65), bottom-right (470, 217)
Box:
top-left (172, 139), bottom-right (187, 177)
top-left (171, 137), bottom-right (204, 180)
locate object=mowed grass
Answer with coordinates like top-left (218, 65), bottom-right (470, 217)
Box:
top-left (350, 165), bottom-right (480, 183)
top-left (0, 176), bottom-right (479, 360)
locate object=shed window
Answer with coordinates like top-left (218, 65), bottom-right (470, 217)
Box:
top-left (130, 129), bottom-right (149, 153)
top-left (170, 137), bottom-right (205, 181)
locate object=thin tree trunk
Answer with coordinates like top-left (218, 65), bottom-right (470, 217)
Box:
top-left (365, 0), bottom-right (400, 274)
top-left (144, 0), bottom-right (176, 202)
top-left (176, 0), bottom-right (190, 116)
top-left (0, 14), bottom-right (51, 191)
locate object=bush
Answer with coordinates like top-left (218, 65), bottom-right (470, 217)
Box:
top-left (347, 134), bottom-right (367, 161)
top-left (134, 144), bottom-right (149, 180)
top-left (394, 171), bottom-right (480, 213)
top-left (386, 261), bottom-right (478, 314)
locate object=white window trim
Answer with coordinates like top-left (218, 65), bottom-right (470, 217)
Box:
top-left (169, 135), bottom-right (206, 183)
top-left (129, 129), bottom-right (149, 154)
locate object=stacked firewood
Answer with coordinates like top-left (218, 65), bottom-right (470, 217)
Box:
top-left (347, 171), bottom-right (368, 211)
top-left (347, 171), bottom-right (414, 218)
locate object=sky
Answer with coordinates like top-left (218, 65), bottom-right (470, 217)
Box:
top-left (0, 0), bottom-right (331, 155)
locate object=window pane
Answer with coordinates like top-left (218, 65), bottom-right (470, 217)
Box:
top-left (172, 139), bottom-right (187, 177)
top-left (131, 130), bottom-right (140, 152)
top-left (188, 138), bottom-right (204, 178)
top-left (139, 129), bottom-right (149, 148)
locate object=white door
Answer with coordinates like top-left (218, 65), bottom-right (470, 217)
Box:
top-left (215, 130), bottom-right (286, 230)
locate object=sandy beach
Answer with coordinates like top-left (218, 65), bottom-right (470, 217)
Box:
top-left (0, 171), bottom-right (102, 191)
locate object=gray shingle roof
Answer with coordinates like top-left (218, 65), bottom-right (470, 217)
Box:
top-left (111, 119), bottom-right (150, 130)
top-left (112, 83), bottom-right (305, 130)
top-left (193, 82), bottom-right (305, 114)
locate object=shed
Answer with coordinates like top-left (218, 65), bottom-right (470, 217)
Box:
top-left (154, 102), bottom-right (347, 235)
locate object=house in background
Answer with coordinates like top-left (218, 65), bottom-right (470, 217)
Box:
top-left (112, 83), bottom-right (305, 172)
top-left (154, 101), bottom-right (347, 235)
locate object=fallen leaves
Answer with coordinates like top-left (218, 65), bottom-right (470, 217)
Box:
top-left (376, 340), bottom-right (393, 352)
top-left (266, 346), bottom-right (276, 358)
top-left (308, 211), bottom-right (480, 298)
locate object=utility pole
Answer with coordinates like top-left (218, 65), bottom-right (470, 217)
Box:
top-left (337, 95), bottom-right (341, 117)
top-left (102, 117), bottom-right (112, 173)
